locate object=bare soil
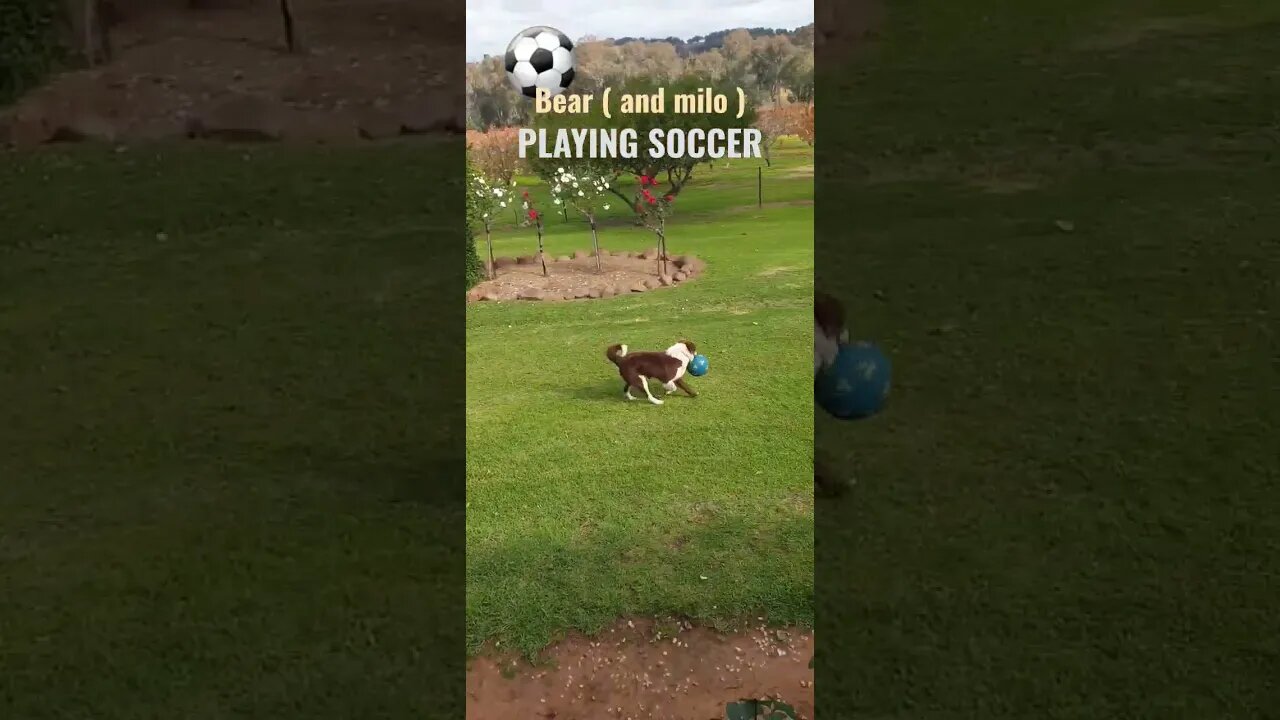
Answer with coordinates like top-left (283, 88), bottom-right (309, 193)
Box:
top-left (468, 249), bottom-right (706, 303)
top-left (467, 619), bottom-right (814, 720)
top-left (2, 0), bottom-right (462, 146)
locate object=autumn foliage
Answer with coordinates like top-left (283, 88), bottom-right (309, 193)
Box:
top-left (465, 127), bottom-right (525, 183)
top-left (756, 104), bottom-right (815, 147)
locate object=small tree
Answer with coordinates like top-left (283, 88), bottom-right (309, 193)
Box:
top-left (464, 161), bottom-right (484, 290)
top-left (467, 166), bottom-right (516, 279)
top-left (635, 174), bottom-right (677, 277)
top-left (520, 190), bottom-right (548, 276)
top-left (547, 165), bottom-right (616, 272)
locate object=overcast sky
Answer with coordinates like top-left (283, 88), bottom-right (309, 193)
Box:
top-left (466, 0), bottom-right (814, 60)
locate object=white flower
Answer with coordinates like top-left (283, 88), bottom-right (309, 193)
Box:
top-left (499, 201), bottom-right (507, 208)
top-left (556, 167), bottom-right (564, 173)
top-left (522, 202), bottom-right (529, 209)
top-left (553, 198), bottom-right (561, 205)
top-left (492, 188), bottom-right (502, 196)
top-left (603, 204), bottom-right (611, 210)
top-left (578, 190), bottom-right (585, 197)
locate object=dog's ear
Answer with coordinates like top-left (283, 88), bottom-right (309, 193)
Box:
top-left (682, 339), bottom-right (696, 354)
top-left (815, 292), bottom-right (846, 339)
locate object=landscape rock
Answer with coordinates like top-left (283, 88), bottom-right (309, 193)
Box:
top-left (643, 278), bottom-right (659, 289)
top-left (631, 281), bottom-right (649, 293)
top-left (46, 114), bottom-right (118, 143)
top-left (639, 247), bottom-right (660, 260)
top-left (398, 89), bottom-right (464, 134)
top-left (659, 274), bottom-right (674, 286)
top-left (517, 289), bottom-right (547, 301)
top-left (588, 287), bottom-right (604, 299)
top-left (189, 93), bottom-right (289, 141)
top-left (356, 108), bottom-right (401, 140)
top-left (673, 271), bottom-right (687, 282)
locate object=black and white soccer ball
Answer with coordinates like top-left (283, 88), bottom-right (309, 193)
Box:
top-left (504, 26), bottom-right (575, 99)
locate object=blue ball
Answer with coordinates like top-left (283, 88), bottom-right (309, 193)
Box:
top-left (816, 342), bottom-right (891, 419)
top-left (688, 354), bottom-right (709, 377)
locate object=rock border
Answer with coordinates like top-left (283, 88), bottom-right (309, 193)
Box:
top-left (466, 249), bottom-right (707, 303)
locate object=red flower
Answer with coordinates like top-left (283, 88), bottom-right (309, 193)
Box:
top-left (646, 196), bottom-right (656, 205)
top-left (521, 190), bottom-right (530, 198)
top-left (528, 209), bottom-right (538, 220)
top-left (664, 194), bottom-right (674, 202)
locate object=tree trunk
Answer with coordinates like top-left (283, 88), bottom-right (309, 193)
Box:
top-left (657, 217), bottom-right (668, 277)
top-left (82, 0), bottom-right (98, 66)
top-left (589, 217), bottom-right (602, 273)
top-left (484, 222), bottom-right (496, 280)
top-left (280, 0), bottom-right (297, 52)
top-left (536, 220), bottom-right (548, 276)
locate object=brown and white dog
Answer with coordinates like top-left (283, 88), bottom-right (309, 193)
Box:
top-left (605, 341), bottom-right (698, 405)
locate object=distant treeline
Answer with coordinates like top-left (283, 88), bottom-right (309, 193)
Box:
top-left (467, 24), bottom-right (814, 131)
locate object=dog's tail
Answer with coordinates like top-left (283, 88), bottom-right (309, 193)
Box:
top-left (606, 343), bottom-right (628, 365)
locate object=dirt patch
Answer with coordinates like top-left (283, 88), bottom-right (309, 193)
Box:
top-left (1, 0), bottom-right (462, 147)
top-left (467, 250), bottom-right (706, 303)
top-left (467, 618), bottom-right (814, 720)
top-left (758, 265), bottom-right (805, 277)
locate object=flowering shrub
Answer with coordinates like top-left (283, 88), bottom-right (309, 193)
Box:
top-left (520, 189), bottom-right (549, 276)
top-left (467, 168), bottom-right (518, 279)
top-left (548, 165), bottom-right (616, 271)
top-left (634, 174), bottom-right (678, 276)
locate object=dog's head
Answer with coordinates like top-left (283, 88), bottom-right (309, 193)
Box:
top-left (678, 339), bottom-right (696, 356)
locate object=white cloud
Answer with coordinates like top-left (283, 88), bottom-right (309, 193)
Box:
top-left (467, 0), bottom-right (813, 60)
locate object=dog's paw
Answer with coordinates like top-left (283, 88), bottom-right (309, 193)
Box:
top-left (649, 398), bottom-right (664, 405)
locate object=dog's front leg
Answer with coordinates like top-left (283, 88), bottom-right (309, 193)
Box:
top-left (663, 380), bottom-right (678, 394)
top-left (675, 378), bottom-right (697, 397)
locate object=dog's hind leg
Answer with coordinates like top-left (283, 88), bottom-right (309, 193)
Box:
top-left (663, 380), bottom-right (678, 394)
top-left (674, 378), bottom-right (698, 397)
top-left (637, 375), bottom-right (663, 405)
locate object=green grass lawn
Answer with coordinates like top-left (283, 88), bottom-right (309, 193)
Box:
top-left (0, 140), bottom-right (467, 718)
top-left (820, 2), bottom-right (1280, 715)
top-left (466, 142), bottom-right (815, 654)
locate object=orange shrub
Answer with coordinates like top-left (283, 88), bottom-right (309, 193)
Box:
top-left (755, 104), bottom-right (815, 146)
top-left (466, 127), bottom-right (525, 183)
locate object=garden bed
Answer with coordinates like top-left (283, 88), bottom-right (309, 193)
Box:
top-left (466, 248), bottom-right (706, 303)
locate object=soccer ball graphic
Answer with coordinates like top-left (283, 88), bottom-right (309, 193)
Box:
top-left (504, 26), bottom-right (575, 99)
